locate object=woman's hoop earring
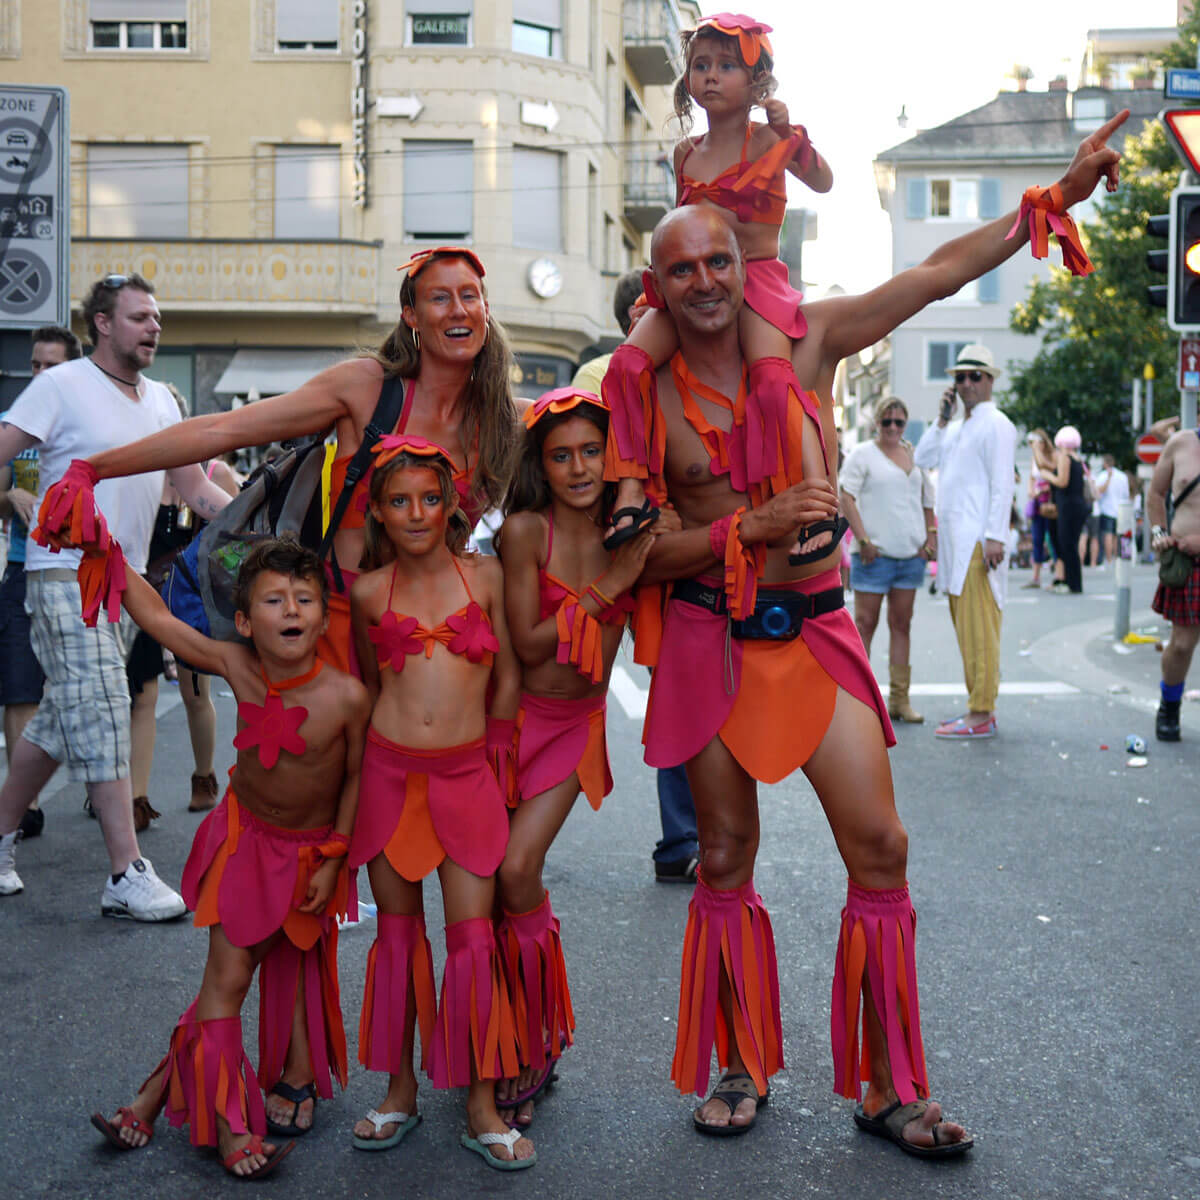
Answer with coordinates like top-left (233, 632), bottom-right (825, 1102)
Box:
top-left (411, 328), bottom-right (420, 351)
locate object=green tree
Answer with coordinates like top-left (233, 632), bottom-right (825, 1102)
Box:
top-left (1003, 120), bottom-right (1180, 465)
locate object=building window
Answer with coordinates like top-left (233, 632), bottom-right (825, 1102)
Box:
top-left (928, 178), bottom-right (977, 221)
top-left (276, 0), bottom-right (339, 50)
top-left (274, 146), bottom-right (340, 238)
top-left (89, 0), bottom-right (187, 50)
top-left (1071, 96), bottom-right (1107, 133)
top-left (404, 141), bottom-right (473, 240)
top-left (407, 1), bottom-right (471, 46)
top-left (513, 147), bottom-right (562, 252)
top-left (512, 0), bottom-right (561, 59)
top-left (925, 340), bottom-right (972, 384)
top-left (88, 144), bottom-right (189, 237)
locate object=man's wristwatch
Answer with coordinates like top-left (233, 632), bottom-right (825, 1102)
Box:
top-left (1151, 525), bottom-right (1167, 547)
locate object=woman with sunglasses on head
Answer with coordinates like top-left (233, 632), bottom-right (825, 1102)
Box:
top-left (1024, 428), bottom-right (1059, 589)
top-left (36, 248), bottom-right (522, 678)
top-left (840, 397), bottom-right (935, 724)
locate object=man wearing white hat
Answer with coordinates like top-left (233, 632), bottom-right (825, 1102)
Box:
top-left (914, 344), bottom-right (1017, 738)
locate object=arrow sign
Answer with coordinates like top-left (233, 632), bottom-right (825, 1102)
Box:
top-left (376, 94), bottom-right (424, 121)
top-left (521, 99), bottom-right (559, 132)
top-left (1180, 336), bottom-right (1200, 390)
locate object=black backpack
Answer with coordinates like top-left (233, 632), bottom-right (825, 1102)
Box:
top-left (161, 373), bottom-right (408, 642)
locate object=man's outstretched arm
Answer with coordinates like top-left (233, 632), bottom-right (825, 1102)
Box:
top-left (804, 111), bottom-right (1129, 369)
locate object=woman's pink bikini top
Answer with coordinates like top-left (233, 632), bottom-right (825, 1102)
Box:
top-left (370, 556), bottom-right (498, 672)
top-left (330, 379), bottom-right (484, 531)
top-left (536, 513), bottom-right (633, 624)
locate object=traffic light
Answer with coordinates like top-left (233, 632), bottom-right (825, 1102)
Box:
top-left (1170, 186), bottom-right (1200, 331)
top-left (1146, 212), bottom-right (1168, 310)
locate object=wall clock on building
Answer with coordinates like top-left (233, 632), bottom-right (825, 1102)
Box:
top-left (527, 257), bottom-right (563, 299)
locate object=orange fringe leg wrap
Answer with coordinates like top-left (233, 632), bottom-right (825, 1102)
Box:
top-left (603, 344), bottom-right (663, 481)
top-left (428, 917), bottom-right (520, 1088)
top-left (831, 881), bottom-right (929, 1104)
top-left (358, 912), bottom-right (438, 1074)
top-left (670, 878), bottom-right (784, 1098)
top-left (497, 891), bottom-right (575, 1071)
top-left (146, 1001), bottom-right (266, 1147)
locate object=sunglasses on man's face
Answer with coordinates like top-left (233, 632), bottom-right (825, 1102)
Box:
top-left (880, 417), bottom-right (906, 428)
top-left (954, 370), bottom-right (985, 383)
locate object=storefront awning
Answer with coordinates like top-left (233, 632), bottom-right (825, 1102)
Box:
top-left (213, 348), bottom-right (350, 396)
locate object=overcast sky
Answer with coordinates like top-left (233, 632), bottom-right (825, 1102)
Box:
top-left (691, 0), bottom-right (1180, 293)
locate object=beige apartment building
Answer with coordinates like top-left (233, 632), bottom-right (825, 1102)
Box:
top-left (0, 0), bottom-right (697, 410)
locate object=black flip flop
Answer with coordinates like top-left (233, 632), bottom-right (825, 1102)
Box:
top-left (787, 514), bottom-right (850, 566)
top-left (691, 1072), bottom-right (768, 1137)
top-left (852, 1099), bottom-right (974, 1160)
top-left (602, 499), bottom-right (660, 551)
top-left (264, 1081), bottom-right (317, 1138)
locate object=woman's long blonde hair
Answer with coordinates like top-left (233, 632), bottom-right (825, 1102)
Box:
top-left (369, 253), bottom-right (521, 517)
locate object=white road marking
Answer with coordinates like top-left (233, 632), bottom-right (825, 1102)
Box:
top-left (609, 664), bottom-right (648, 719)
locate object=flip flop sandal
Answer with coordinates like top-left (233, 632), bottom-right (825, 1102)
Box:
top-left (692, 1072), bottom-right (768, 1137)
top-left (505, 1055), bottom-right (560, 1107)
top-left (90, 1107), bottom-right (154, 1150)
top-left (602, 499), bottom-right (660, 551)
top-left (787, 514), bottom-right (850, 566)
top-left (852, 1099), bottom-right (974, 1160)
top-left (460, 1128), bottom-right (537, 1171)
top-left (352, 1109), bottom-right (421, 1151)
top-left (265, 1081), bottom-right (318, 1137)
top-left (221, 1136), bottom-right (295, 1180)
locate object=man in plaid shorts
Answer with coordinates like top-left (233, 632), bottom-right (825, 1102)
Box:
top-left (1148, 423), bottom-right (1200, 741)
top-left (0, 275), bottom-right (231, 917)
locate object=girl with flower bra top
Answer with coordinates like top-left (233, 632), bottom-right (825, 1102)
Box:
top-left (89, 537), bottom-right (370, 1180)
top-left (346, 437), bottom-right (535, 1171)
top-left (492, 389), bottom-right (657, 1127)
top-left (603, 12), bottom-right (838, 564)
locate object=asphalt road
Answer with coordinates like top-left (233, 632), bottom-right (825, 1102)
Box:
top-left (2, 561), bottom-right (1197, 1200)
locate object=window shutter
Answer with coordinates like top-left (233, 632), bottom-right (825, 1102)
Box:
top-left (406, 0), bottom-right (471, 12)
top-left (513, 147), bottom-right (562, 251)
top-left (905, 178), bottom-right (926, 219)
top-left (276, 0), bottom-right (340, 44)
top-left (513, 0), bottom-right (561, 26)
top-left (978, 268), bottom-right (1000, 304)
top-left (979, 178), bottom-right (1001, 220)
top-left (90, 1), bottom-right (186, 17)
top-left (404, 141), bottom-right (473, 238)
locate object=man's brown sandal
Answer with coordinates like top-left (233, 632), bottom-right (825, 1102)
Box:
top-left (853, 1098), bottom-right (974, 1159)
top-left (692, 1071), bottom-right (768, 1137)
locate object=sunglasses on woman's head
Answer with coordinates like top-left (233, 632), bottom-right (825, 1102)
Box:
top-left (954, 370), bottom-right (984, 383)
top-left (880, 418), bottom-right (905, 428)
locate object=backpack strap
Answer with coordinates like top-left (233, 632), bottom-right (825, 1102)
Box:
top-left (320, 373), bottom-right (409, 590)
top-left (1168, 471), bottom-right (1200, 531)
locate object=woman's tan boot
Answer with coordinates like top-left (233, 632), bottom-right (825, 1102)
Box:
top-left (887, 663), bottom-right (923, 724)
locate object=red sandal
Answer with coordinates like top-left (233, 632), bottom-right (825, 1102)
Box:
top-left (90, 1106), bottom-right (154, 1150)
top-left (221, 1136), bottom-right (295, 1180)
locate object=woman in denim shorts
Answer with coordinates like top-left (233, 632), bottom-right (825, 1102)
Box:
top-left (840, 397), bottom-right (936, 724)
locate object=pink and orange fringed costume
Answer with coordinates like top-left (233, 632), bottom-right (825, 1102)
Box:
top-left (604, 13), bottom-right (822, 501)
top-left (140, 663), bottom-right (353, 1146)
top-left (632, 354), bottom-right (929, 1107)
top-left (348, 552), bottom-right (520, 1089)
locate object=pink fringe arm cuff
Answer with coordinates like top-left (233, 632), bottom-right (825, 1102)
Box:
top-left (486, 717), bottom-right (520, 806)
top-left (33, 457), bottom-right (105, 552)
top-left (670, 878), bottom-right (784, 1098)
top-left (147, 1003), bottom-right (266, 1147)
top-left (428, 917), bottom-right (521, 1088)
top-left (359, 912), bottom-right (438, 1074)
top-left (555, 600), bottom-right (605, 684)
top-left (603, 343), bottom-right (662, 481)
top-left (77, 536), bottom-right (127, 627)
top-left (722, 508), bottom-right (765, 620)
top-left (831, 881), bottom-right (929, 1104)
top-left (497, 891), bottom-right (576, 1071)
top-left (1006, 183), bottom-right (1094, 277)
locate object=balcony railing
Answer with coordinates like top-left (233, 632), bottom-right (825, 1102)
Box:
top-left (624, 150), bottom-right (673, 233)
top-left (71, 238), bottom-right (381, 314)
top-left (623, 0), bottom-right (683, 86)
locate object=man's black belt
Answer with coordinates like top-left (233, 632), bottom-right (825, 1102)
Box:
top-left (671, 578), bottom-right (844, 640)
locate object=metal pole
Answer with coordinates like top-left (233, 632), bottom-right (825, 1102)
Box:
top-left (1145, 375), bottom-right (1154, 431)
top-left (1183, 387), bottom-right (1198, 430)
top-left (1114, 499), bottom-right (1133, 639)
top-left (1132, 377), bottom-right (1142, 430)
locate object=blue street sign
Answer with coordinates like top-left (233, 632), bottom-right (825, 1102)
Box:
top-left (1166, 69), bottom-right (1200, 100)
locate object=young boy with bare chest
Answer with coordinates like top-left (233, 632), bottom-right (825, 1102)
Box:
top-left (89, 537), bottom-right (370, 1179)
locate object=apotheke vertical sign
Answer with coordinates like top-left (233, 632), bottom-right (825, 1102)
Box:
top-left (352, 0), bottom-right (368, 207)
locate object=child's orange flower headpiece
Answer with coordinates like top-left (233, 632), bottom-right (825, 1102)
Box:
top-left (522, 387), bottom-right (609, 429)
top-left (696, 13), bottom-right (774, 66)
top-left (370, 433), bottom-right (456, 471)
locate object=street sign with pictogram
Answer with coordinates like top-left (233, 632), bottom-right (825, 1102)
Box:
top-left (0, 85), bottom-right (69, 330)
top-left (1135, 434), bottom-right (1163, 465)
top-left (1180, 337), bottom-right (1200, 390)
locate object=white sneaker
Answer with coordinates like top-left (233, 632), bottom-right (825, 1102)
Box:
top-left (101, 857), bottom-right (186, 922)
top-left (0, 831), bottom-right (23, 896)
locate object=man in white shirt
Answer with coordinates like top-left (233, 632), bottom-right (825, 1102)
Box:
top-left (914, 344), bottom-right (1017, 739)
top-left (1095, 453), bottom-right (1129, 565)
top-left (0, 274), bottom-right (231, 918)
